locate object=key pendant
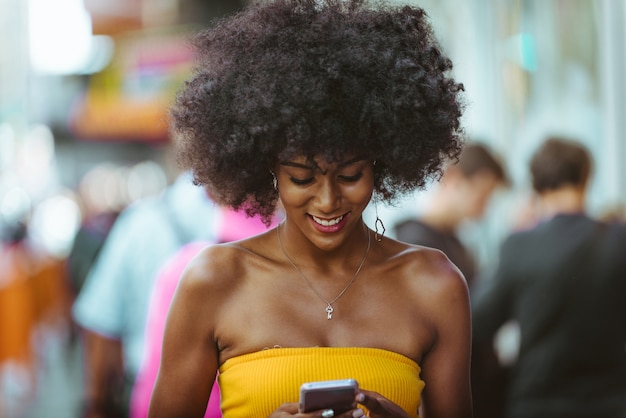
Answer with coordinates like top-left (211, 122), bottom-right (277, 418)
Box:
top-left (325, 304), bottom-right (334, 320)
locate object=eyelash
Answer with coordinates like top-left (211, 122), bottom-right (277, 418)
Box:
top-left (289, 172), bottom-right (363, 185)
top-left (289, 177), bottom-right (313, 185)
top-left (340, 173), bottom-right (364, 182)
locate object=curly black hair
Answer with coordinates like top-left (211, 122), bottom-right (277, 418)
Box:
top-left (171, 0), bottom-right (465, 224)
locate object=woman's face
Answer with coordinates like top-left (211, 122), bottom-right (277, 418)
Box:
top-left (276, 155), bottom-right (374, 251)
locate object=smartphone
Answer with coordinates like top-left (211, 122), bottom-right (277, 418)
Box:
top-left (299, 379), bottom-right (359, 414)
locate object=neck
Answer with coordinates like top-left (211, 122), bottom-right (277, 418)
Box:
top-left (537, 185), bottom-right (586, 219)
top-left (277, 220), bottom-right (370, 267)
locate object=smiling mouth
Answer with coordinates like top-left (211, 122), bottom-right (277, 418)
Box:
top-left (311, 214), bottom-right (345, 226)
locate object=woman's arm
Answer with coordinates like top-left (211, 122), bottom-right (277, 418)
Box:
top-left (417, 252), bottom-right (473, 418)
top-left (148, 250), bottom-right (221, 418)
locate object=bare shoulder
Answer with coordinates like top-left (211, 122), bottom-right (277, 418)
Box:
top-left (178, 231), bottom-right (278, 299)
top-left (382, 238), bottom-right (470, 314)
top-left (384, 237), bottom-right (466, 282)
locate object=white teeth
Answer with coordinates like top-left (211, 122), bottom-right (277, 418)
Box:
top-left (312, 215), bottom-right (344, 226)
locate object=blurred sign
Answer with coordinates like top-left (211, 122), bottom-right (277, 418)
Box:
top-left (69, 26), bottom-right (194, 142)
top-left (83, 0), bottom-right (143, 35)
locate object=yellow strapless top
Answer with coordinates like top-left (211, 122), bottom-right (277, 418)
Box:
top-left (218, 347), bottom-right (424, 418)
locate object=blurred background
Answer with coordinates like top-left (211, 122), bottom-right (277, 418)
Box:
top-left (0, 0), bottom-right (624, 417)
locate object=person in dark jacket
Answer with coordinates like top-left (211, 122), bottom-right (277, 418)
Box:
top-left (472, 137), bottom-right (626, 418)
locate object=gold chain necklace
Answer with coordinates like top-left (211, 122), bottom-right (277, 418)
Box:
top-left (276, 223), bottom-right (371, 320)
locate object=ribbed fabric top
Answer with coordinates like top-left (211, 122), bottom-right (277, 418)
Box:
top-left (218, 347), bottom-right (424, 417)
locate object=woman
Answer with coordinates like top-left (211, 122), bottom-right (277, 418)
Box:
top-left (149, 1), bottom-right (471, 417)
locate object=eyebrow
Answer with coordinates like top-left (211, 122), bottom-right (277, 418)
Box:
top-left (280, 161), bottom-right (314, 169)
top-left (279, 157), bottom-right (365, 170)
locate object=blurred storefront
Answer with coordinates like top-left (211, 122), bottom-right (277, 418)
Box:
top-left (0, 0), bottom-right (246, 250)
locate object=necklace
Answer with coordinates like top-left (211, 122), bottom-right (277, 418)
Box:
top-left (276, 224), bottom-right (371, 320)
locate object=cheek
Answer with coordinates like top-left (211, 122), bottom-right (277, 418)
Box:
top-left (353, 186), bottom-right (374, 205)
top-left (343, 181), bottom-right (374, 206)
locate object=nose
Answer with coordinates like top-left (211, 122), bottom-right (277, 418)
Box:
top-left (315, 177), bottom-right (341, 213)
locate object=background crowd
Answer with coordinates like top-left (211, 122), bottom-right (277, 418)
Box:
top-left (1, 0), bottom-right (626, 417)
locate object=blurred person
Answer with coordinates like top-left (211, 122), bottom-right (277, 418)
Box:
top-left (72, 170), bottom-right (220, 418)
top-left (149, 1), bottom-right (472, 417)
top-left (472, 137), bottom-right (626, 418)
top-left (131, 242), bottom-right (218, 418)
top-left (67, 161), bottom-right (167, 299)
top-left (393, 142), bottom-right (508, 288)
top-left (0, 213), bottom-right (38, 418)
top-left (130, 207), bottom-right (277, 418)
top-left (0, 196), bottom-right (71, 417)
top-left (67, 163), bottom-right (127, 297)
top-left (393, 142), bottom-right (508, 418)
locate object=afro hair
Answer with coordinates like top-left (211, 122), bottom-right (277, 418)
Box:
top-left (171, 0), bottom-right (465, 224)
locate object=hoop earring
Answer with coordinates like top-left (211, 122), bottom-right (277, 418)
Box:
top-left (270, 171), bottom-right (277, 190)
top-left (374, 198), bottom-right (385, 242)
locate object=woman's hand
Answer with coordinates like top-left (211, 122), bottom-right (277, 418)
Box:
top-left (356, 390), bottom-right (410, 418)
top-left (267, 389), bottom-right (410, 418)
top-left (268, 402), bottom-right (365, 418)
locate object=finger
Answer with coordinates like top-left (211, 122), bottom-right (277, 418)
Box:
top-left (355, 390), bottom-right (374, 406)
top-left (355, 390), bottom-right (383, 414)
top-left (334, 408), bottom-right (365, 418)
top-left (321, 409), bottom-right (335, 418)
top-left (355, 390), bottom-right (407, 417)
top-left (274, 402), bottom-right (299, 414)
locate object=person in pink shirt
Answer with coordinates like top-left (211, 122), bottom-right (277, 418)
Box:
top-left (131, 207), bottom-right (278, 418)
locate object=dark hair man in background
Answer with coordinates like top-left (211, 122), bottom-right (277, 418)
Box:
top-left (472, 137), bottom-right (626, 418)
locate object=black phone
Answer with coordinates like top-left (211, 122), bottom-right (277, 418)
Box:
top-left (298, 379), bottom-right (359, 414)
